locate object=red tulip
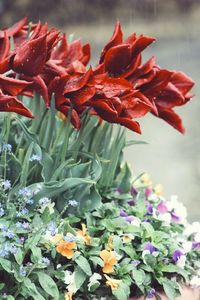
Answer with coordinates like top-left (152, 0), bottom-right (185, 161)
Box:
top-left (0, 91), bottom-right (33, 118)
top-left (98, 21), bottom-right (155, 79)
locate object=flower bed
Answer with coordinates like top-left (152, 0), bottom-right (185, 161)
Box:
top-left (0, 17), bottom-right (199, 300)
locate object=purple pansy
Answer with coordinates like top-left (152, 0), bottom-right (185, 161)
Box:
top-left (119, 210), bottom-right (128, 217)
top-left (172, 249), bottom-right (183, 262)
top-left (157, 201), bottom-right (168, 214)
top-left (147, 288), bottom-right (156, 298)
top-left (143, 242), bottom-right (159, 257)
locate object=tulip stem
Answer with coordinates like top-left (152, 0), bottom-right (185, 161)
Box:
top-left (60, 107), bottom-right (72, 165)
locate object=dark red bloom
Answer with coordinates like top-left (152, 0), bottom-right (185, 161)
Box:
top-left (98, 21), bottom-right (155, 79)
top-left (0, 91), bottom-right (33, 118)
top-left (140, 67), bottom-right (194, 133)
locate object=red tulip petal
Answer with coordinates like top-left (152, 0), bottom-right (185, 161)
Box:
top-left (100, 20), bottom-right (123, 63)
top-left (104, 44), bottom-right (132, 75)
top-left (32, 75), bottom-right (49, 107)
top-left (155, 82), bottom-right (184, 109)
top-left (91, 99), bottom-right (118, 116)
top-left (0, 93), bottom-right (33, 118)
top-left (100, 77), bottom-right (132, 98)
top-left (129, 56), bottom-right (156, 86)
top-left (58, 104), bottom-right (81, 129)
top-left (81, 43), bottom-right (91, 65)
top-left (157, 108), bottom-right (185, 134)
top-left (51, 33), bottom-right (68, 60)
top-left (142, 68), bottom-right (173, 97)
top-left (171, 71), bottom-right (194, 96)
top-left (12, 34), bottom-right (47, 76)
top-left (71, 86), bottom-right (96, 106)
top-left (131, 35), bottom-right (156, 57)
top-left (0, 32), bottom-right (10, 61)
top-left (64, 68), bottom-right (93, 93)
top-left (0, 17), bottom-right (28, 38)
top-left (117, 117), bottom-right (141, 134)
top-left (0, 75), bottom-right (31, 96)
top-left (71, 60), bottom-right (87, 73)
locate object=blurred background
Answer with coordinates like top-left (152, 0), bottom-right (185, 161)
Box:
top-left (1, 0), bottom-right (200, 220)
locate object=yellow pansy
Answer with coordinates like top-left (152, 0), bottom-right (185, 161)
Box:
top-left (77, 223), bottom-right (91, 245)
top-left (154, 184), bottom-right (163, 196)
top-left (106, 236), bottom-right (113, 251)
top-left (56, 239), bottom-right (76, 259)
top-left (104, 274), bottom-right (121, 290)
top-left (64, 291), bottom-right (73, 300)
top-left (100, 249), bottom-right (117, 273)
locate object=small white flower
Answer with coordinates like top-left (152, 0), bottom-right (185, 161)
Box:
top-left (176, 254), bottom-right (186, 269)
top-left (88, 273), bottom-right (102, 291)
top-left (190, 276), bottom-right (200, 288)
top-left (2, 180), bottom-right (11, 190)
top-left (194, 233), bottom-right (200, 243)
top-left (64, 271), bottom-right (77, 293)
top-left (130, 217), bottom-right (141, 227)
top-left (184, 222), bottom-right (200, 237)
top-left (158, 212), bottom-right (171, 224)
top-left (182, 241), bottom-right (193, 253)
top-left (29, 154), bottom-right (42, 162)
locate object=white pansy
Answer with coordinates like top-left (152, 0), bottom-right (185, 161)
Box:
top-left (64, 271), bottom-right (77, 293)
top-left (184, 222), bottom-right (200, 237)
top-left (166, 195), bottom-right (187, 223)
top-left (190, 276), bottom-right (200, 288)
top-left (194, 233), bottom-right (200, 242)
top-left (182, 241), bottom-right (193, 253)
top-left (158, 212), bottom-right (171, 224)
top-left (130, 217), bottom-right (141, 227)
top-left (88, 273), bottom-right (102, 291)
top-left (176, 254), bottom-right (186, 269)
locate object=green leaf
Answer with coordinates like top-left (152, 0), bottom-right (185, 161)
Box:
top-left (22, 278), bottom-right (45, 300)
top-left (75, 255), bottom-right (92, 276)
top-left (161, 264), bottom-right (188, 281)
top-left (90, 256), bottom-right (104, 267)
top-left (0, 257), bottom-right (12, 272)
top-left (162, 279), bottom-right (180, 300)
top-left (31, 177), bottom-right (95, 202)
top-left (37, 272), bottom-right (59, 300)
top-left (74, 266), bottom-right (87, 289)
top-left (31, 246), bottom-right (42, 264)
top-left (142, 222), bottom-right (155, 237)
top-left (14, 248), bottom-right (23, 264)
top-left (112, 282), bottom-right (129, 300)
top-left (132, 269), bottom-right (145, 287)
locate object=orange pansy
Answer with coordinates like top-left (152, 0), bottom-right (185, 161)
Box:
top-left (64, 291), bottom-right (73, 300)
top-left (104, 274), bottom-right (121, 290)
top-left (56, 239), bottom-right (76, 259)
top-left (77, 223), bottom-right (91, 245)
top-left (100, 249), bottom-right (117, 273)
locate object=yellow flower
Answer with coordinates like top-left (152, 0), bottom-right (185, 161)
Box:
top-left (43, 233), bottom-right (63, 249)
top-left (56, 239), bottom-right (76, 259)
top-left (106, 236), bottom-right (113, 251)
top-left (77, 224), bottom-right (91, 245)
top-left (51, 233), bottom-right (63, 244)
top-left (64, 291), bottom-right (73, 300)
top-left (154, 184), bottom-right (163, 196)
top-left (58, 111), bottom-right (67, 122)
top-left (104, 274), bottom-right (121, 290)
top-left (122, 234), bottom-right (134, 243)
top-left (100, 249), bottom-right (117, 273)
top-left (141, 173), bottom-right (152, 185)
